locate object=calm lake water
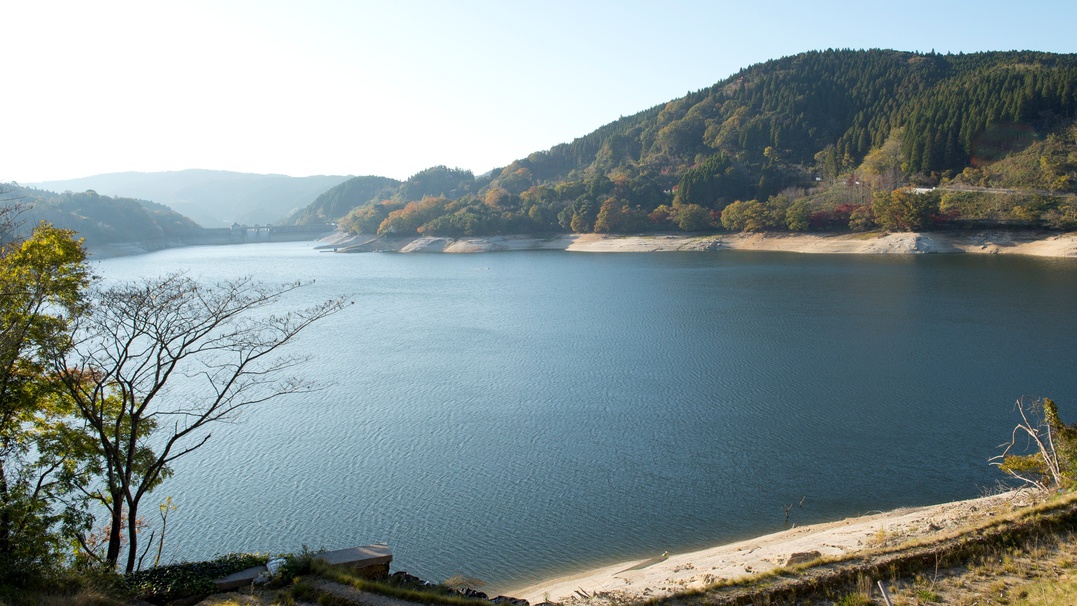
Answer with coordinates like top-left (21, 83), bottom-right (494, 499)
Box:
top-left (94, 242), bottom-right (1077, 592)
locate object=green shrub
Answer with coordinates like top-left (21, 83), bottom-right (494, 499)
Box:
top-left (124, 552), bottom-right (268, 603)
top-left (269, 546), bottom-right (319, 586)
top-left (916, 587), bottom-right (941, 602)
top-left (835, 593), bottom-right (873, 606)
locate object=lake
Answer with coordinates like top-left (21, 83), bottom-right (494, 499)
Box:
top-left (93, 242), bottom-right (1077, 592)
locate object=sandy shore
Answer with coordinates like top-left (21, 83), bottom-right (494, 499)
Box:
top-left (85, 230), bottom-right (1077, 259)
top-left (316, 231), bottom-right (1077, 257)
top-left (507, 490), bottom-right (1039, 604)
top-left (567, 232), bottom-right (1077, 256)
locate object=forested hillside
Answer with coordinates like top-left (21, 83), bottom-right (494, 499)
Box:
top-left (285, 175), bottom-right (402, 225)
top-left (3, 186), bottom-right (200, 245)
top-left (32, 170), bottom-right (352, 227)
top-left (291, 49), bottom-right (1077, 237)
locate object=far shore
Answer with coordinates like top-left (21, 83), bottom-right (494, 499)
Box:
top-left (316, 230), bottom-right (1077, 257)
top-left (504, 490), bottom-right (1040, 604)
top-left (83, 230), bottom-right (1077, 259)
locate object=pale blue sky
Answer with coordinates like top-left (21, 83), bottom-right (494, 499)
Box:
top-left (5, 0), bottom-right (1075, 183)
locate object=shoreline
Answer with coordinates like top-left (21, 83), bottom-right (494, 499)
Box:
top-left (315, 231), bottom-right (1077, 257)
top-left (503, 490), bottom-right (1039, 604)
top-left (83, 230), bottom-right (1077, 259)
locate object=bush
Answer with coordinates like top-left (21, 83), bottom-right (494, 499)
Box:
top-left (124, 552), bottom-right (269, 604)
top-left (268, 546), bottom-right (319, 586)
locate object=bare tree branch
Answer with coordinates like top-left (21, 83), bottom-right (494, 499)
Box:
top-left (54, 273), bottom-right (347, 572)
top-left (991, 397), bottom-right (1068, 490)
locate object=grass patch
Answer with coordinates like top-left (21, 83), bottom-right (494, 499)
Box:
top-left (0, 586), bottom-right (125, 606)
top-left (915, 587), bottom-right (942, 602)
top-left (845, 230), bottom-right (887, 239)
top-left (0, 567), bottom-right (128, 606)
top-left (308, 561), bottom-right (495, 606)
top-left (1012, 576), bottom-right (1077, 605)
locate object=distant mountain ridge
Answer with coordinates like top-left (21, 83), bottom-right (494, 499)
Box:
top-left (31, 169), bottom-right (352, 227)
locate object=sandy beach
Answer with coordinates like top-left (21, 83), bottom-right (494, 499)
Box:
top-left (507, 490), bottom-right (1039, 604)
top-left (316, 231), bottom-right (1077, 257)
top-left (566, 231), bottom-right (1077, 256)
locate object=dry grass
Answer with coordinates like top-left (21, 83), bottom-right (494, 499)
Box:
top-left (629, 490), bottom-right (1077, 606)
top-left (192, 589), bottom-right (297, 605)
top-left (876, 530), bottom-right (1077, 606)
top-left (0, 588), bottom-right (124, 606)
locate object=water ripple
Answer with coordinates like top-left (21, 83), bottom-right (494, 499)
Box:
top-left (95, 244), bottom-right (1077, 589)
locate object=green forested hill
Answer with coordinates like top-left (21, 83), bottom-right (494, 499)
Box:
top-left (296, 49), bottom-right (1077, 236)
top-left (3, 186), bottom-right (200, 245)
top-left (533, 50), bottom-right (1076, 183)
top-left (285, 175), bottom-right (402, 225)
top-left (32, 169), bottom-right (352, 227)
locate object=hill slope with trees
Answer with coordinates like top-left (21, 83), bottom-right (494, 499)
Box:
top-left (292, 49), bottom-right (1077, 239)
top-left (31, 169), bottom-right (352, 227)
top-left (4, 186), bottom-right (201, 246)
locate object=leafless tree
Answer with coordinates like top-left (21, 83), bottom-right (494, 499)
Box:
top-left (990, 397), bottom-right (1072, 491)
top-left (52, 272), bottom-right (347, 572)
top-left (0, 183), bottom-right (29, 245)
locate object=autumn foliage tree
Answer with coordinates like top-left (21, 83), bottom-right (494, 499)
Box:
top-left (871, 188), bottom-right (941, 231)
top-left (786, 199), bottom-right (812, 231)
top-left (719, 195), bottom-right (804, 232)
top-left (593, 198), bottom-right (650, 233)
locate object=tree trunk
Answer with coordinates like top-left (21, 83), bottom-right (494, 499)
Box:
top-left (105, 497), bottom-right (123, 569)
top-left (0, 460), bottom-right (11, 557)
top-left (125, 501), bottom-right (139, 573)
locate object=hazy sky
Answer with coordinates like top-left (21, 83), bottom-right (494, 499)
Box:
top-left (6, 0), bottom-right (1076, 184)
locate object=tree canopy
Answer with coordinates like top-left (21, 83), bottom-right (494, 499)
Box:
top-left (0, 220), bottom-right (92, 585)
